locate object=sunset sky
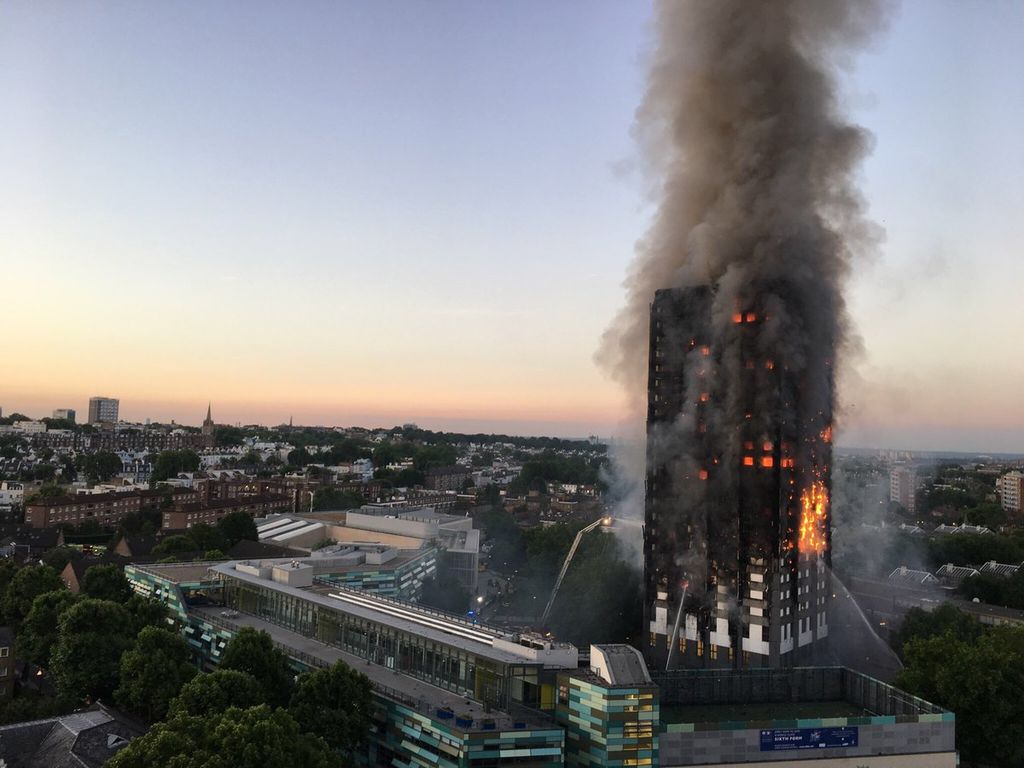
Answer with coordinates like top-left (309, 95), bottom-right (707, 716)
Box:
top-left (1, 1), bottom-right (1022, 451)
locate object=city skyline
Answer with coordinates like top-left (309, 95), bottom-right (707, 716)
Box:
top-left (2, 1), bottom-right (1023, 451)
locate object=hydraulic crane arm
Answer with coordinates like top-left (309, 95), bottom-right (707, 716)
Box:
top-left (539, 516), bottom-right (609, 626)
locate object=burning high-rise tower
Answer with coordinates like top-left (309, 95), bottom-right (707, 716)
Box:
top-left (596, 1), bottom-right (885, 669)
top-left (643, 286), bottom-right (833, 669)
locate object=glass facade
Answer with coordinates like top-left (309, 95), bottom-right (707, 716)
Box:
top-left (556, 673), bottom-right (659, 768)
top-left (221, 573), bottom-right (543, 711)
top-left (373, 698), bottom-right (565, 768)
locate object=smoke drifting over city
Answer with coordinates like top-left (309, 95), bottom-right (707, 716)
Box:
top-left (600, 0), bottom-right (887, 417)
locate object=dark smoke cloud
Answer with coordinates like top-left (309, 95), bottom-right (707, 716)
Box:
top-left (599, 0), bottom-right (888, 411)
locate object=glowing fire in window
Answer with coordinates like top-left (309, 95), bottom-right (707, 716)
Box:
top-left (798, 481), bottom-right (828, 554)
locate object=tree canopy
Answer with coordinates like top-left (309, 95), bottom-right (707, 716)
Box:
top-left (218, 510), bottom-right (259, 546)
top-left (1, 564), bottom-right (64, 627)
top-left (897, 623), bottom-right (1024, 767)
top-left (219, 628), bottom-right (294, 707)
top-left (115, 626), bottom-right (197, 722)
top-left (106, 705), bottom-right (338, 768)
top-left (169, 669), bottom-right (265, 718)
top-left (82, 564), bottom-right (134, 603)
top-left (17, 589), bottom-right (77, 667)
top-left (51, 599), bottom-right (137, 701)
top-left (289, 661), bottom-right (373, 753)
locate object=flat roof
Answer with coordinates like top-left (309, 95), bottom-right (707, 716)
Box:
top-left (189, 605), bottom-right (555, 732)
top-left (209, 561), bottom-right (552, 666)
top-left (129, 562), bottom-right (224, 584)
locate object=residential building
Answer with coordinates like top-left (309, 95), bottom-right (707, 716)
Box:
top-left (24, 488), bottom-right (199, 529)
top-left (890, 465), bottom-right (917, 513)
top-left (998, 470), bottom-right (1024, 514)
top-left (52, 408), bottom-right (76, 422)
top-left (0, 703), bottom-right (144, 765)
top-left (0, 626), bottom-right (13, 699)
top-left (0, 481), bottom-right (25, 514)
top-left (425, 465), bottom-right (472, 492)
top-left (161, 494), bottom-right (290, 529)
top-left (88, 396), bottom-right (119, 424)
top-left (12, 420), bottom-right (46, 434)
top-left (644, 287), bottom-right (833, 670)
top-left (0, 525), bottom-right (64, 558)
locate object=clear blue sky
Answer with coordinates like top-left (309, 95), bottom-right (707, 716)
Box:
top-left (0, 1), bottom-right (1021, 451)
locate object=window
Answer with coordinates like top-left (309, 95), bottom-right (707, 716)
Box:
top-left (0, 647), bottom-right (8, 658)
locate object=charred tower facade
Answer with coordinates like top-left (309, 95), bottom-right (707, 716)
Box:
top-left (643, 287), bottom-right (833, 670)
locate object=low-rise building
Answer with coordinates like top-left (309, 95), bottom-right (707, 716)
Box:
top-left (24, 488), bottom-right (199, 529)
top-left (425, 465), bottom-right (472, 492)
top-left (161, 494), bottom-right (290, 529)
top-left (0, 626), bottom-right (13, 699)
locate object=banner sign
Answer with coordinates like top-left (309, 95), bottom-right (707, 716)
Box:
top-left (759, 726), bottom-right (858, 751)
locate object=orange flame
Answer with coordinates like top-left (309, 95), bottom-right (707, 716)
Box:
top-left (798, 481), bottom-right (828, 554)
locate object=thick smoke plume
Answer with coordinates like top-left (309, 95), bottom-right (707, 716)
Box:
top-left (600, 0), bottom-right (886, 413)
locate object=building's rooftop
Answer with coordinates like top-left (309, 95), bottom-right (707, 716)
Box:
top-left (652, 666), bottom-right (950, 732)
top-left (589, 644), bottom-right (652, 686)
top-left (0, 703), bottom-right (145, 768)
top-left (888, 566), bottom-right (940, 587)
top-left (980, 560), bottom-right (1022, 578)
top-left (190, 605), bottom-right (554, 733)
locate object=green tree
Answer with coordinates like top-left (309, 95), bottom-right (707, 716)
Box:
top-left (1, 564), bottom-right (64, 627)
top-left (150, 449), bottom-right (201, 482)
top-left (42, 545), bottom-right (82, 572)
top-left (51, 599), bottom-right (136, 700)
top-left (897, 625), bottom-right (1024, 767)
top-left (213, 425), bottom-right (245, 447)
top-left (76, 450), bottom-right (123, 483)
top-left (125, 594), bottom-right (170, 635)
top-left (106, 705), bottom-right (338, 768)
top-left (287, 447), bottom-right (313, 466)
top-left (312, 487), bottom-right (365, 512)
top-left (217, 510), bottom-right (258, 545)
top-left (115, 626), bottom-right (197, 722)
top-left (289, 661), bottom-right (373, 753)
top-left (81, 564), bottom-right (133, 603)
top-left (219, 628), bottom-right (294, 707)
top-left (892, 604), bottom-right (982, 658)
top-left (186, 523), bottom-right (228, 552)
top-left (412, 443), bottom-right (457, 471)
top-left (151, 535), bottom-right (196, 558)
top-left (169, 669), bottom-right (265, 718)
top-left (17, 590), bottom-right (77, 667)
